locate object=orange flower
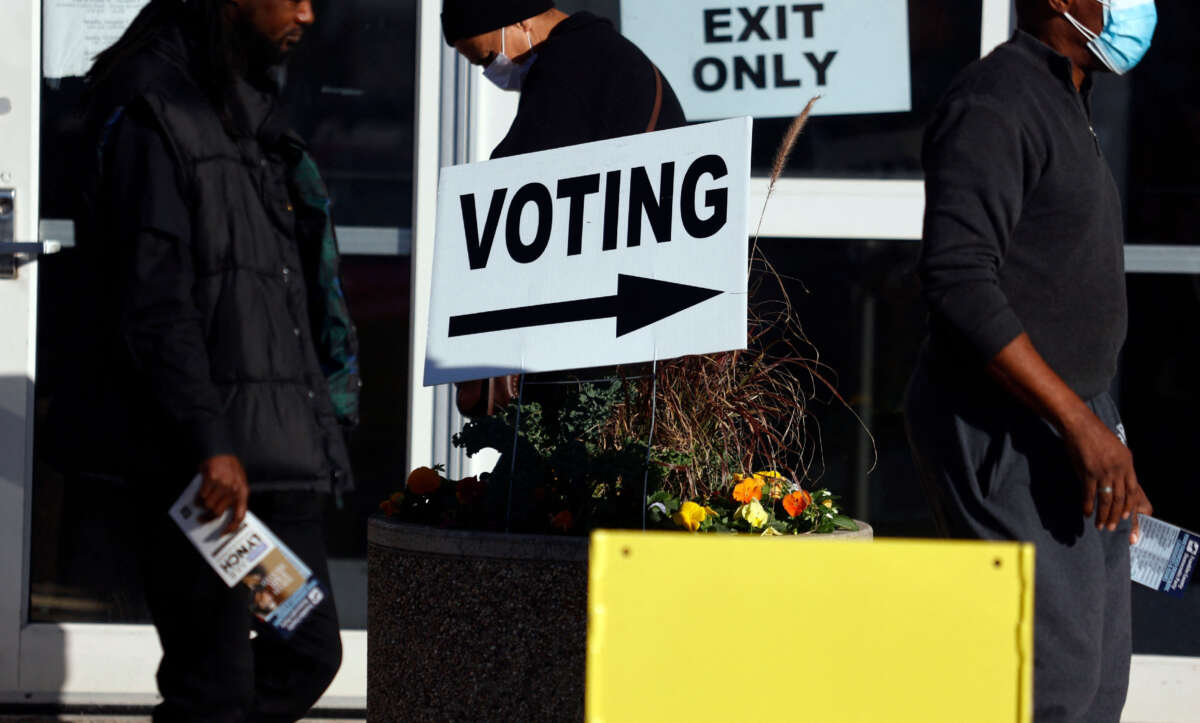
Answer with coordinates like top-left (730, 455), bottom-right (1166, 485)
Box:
top-left (782, 490), bottom-right (812, 518)
top-left (455, 476), bottom-right (486, 505)
top-left (551, 509), bottom-right (574, 532)
top-left (406, 466), bottom-right (443, 495)
top-left (732, 475), bottom-right (765, 503)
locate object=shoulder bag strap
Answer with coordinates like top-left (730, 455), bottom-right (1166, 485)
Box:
top-left (645, 65), bottom-right (664, 133)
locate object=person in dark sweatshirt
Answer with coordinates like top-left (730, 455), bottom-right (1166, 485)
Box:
top-left (440, 0), bottom-right (686, 159)
top-left (905, 0), bottom-right (1157, 720)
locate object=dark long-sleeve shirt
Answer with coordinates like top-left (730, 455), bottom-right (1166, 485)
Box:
top-left (919, 30), bottom-right (1127, 399)
top-left (491, 12), bottom-right (687, 159)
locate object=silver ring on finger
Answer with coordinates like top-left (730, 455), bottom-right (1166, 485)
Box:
top-left (1100, 486), bottom-right (1114, 494)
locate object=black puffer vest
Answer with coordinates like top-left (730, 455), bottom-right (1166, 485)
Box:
top-left (92, 29), bottom-right (356, 494)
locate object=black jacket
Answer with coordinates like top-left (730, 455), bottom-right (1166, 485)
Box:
top-left (919, 31), bottom-right (1126, 399)
top-left (77, 24), bottom-right (357, 494)
top-left (491, 12), bottom-right (687, 159)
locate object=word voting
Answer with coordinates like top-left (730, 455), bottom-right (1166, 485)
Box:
top-left (458, 154), bottom-right (730, 271)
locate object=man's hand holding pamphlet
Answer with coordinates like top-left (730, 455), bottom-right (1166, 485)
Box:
top-left (169, 475), bottom-right (326, 636)
top-left (1131, 514), bottom-right (1199, 597)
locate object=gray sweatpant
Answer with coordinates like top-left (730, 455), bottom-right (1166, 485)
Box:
top-left (905, 357), bottom-right (1132, 723)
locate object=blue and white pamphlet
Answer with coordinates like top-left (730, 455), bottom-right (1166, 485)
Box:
top-left (170, 474), bottom-right (326, 637)
top-left (1130, 514), bottom-right (1199, 597)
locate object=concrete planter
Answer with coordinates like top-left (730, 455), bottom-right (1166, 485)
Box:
top-left (367, 516), bottom-right (872, 722)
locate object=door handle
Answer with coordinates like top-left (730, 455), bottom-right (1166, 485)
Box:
top-left (0, 189), bottom-right (61, 280)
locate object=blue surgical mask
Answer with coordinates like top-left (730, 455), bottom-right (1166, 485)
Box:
top-left (482, 27), bottom-right (536, 91)
top-left (1064, 0), bottom-right (1157, 75)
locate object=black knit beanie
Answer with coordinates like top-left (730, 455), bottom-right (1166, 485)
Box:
top-left (442, 0), bottom-right (555, 45)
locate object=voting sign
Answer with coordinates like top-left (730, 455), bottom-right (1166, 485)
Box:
top-left (424, 118), bottom-right (752, 386)
top-left (623, 1), bottom-right (911, 121)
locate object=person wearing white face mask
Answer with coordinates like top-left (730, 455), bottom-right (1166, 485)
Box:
top-left (906, 0), bottom-right (1156, 721)
top-left (440, 0), bottom-right (686, 161)
top-left (440, 0), bottom-right (687, 423)
top-left (1063, 0), bottom-right (1158, 75)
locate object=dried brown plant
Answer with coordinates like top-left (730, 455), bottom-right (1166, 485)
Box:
top-left (598, 97), bottom-right (872, 500)
top-left (604, 253), bottom-right (845, 500)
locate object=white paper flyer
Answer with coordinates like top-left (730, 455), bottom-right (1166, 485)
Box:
top-left (169, 475), bottom-right (326, 636)
top-left (1130, 515), bottom-right (1199, 597)
top-left (44, 0), bottom-right (151, 80)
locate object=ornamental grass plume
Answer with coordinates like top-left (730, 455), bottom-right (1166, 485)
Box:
top-left (769, 96), bottom-right (820, 191)
top-left (753, 95), bottom-right (821, 244)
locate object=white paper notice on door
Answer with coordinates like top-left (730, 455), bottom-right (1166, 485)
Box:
top-left (622, 0), bottom-right (911, 121)
top-left (44, 0), bottom-right (150, 80)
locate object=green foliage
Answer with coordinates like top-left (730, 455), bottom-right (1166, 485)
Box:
top-left (557, 380), bottom-right (626, 453)
top-left (437, 382), bottom-right (665, 534)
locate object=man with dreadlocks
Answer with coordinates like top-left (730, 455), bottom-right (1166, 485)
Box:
top-left (78, 0), bottom-right (358, 718)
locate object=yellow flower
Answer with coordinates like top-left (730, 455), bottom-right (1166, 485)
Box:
top-left (823, 499), bottom-right (834, 509)
top-left (736, 499), bottom-right (769, 529)
top-left (761, 526), bottom-right (784, 537)
top-left (753, 471), bottom-right (789, 499)
top-left (672, 501), bottom-right (707, 532)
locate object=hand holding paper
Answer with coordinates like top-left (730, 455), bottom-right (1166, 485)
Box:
top-left (170, 475), bottom-right (326, 637)
top-left (1130, 514), bottom-right (1199, 597)
top-left (197, 454), bottom-right (249, 534)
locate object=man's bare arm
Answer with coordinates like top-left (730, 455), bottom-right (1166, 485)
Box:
top-left (987, 333), bottom-right (1151, 542)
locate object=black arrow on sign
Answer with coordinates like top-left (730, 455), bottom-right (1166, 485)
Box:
top-left (448, 274), bottom-right (724, 338)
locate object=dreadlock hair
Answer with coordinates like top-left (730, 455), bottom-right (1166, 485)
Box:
top-left (85, 0), bottom-right (240, 127)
